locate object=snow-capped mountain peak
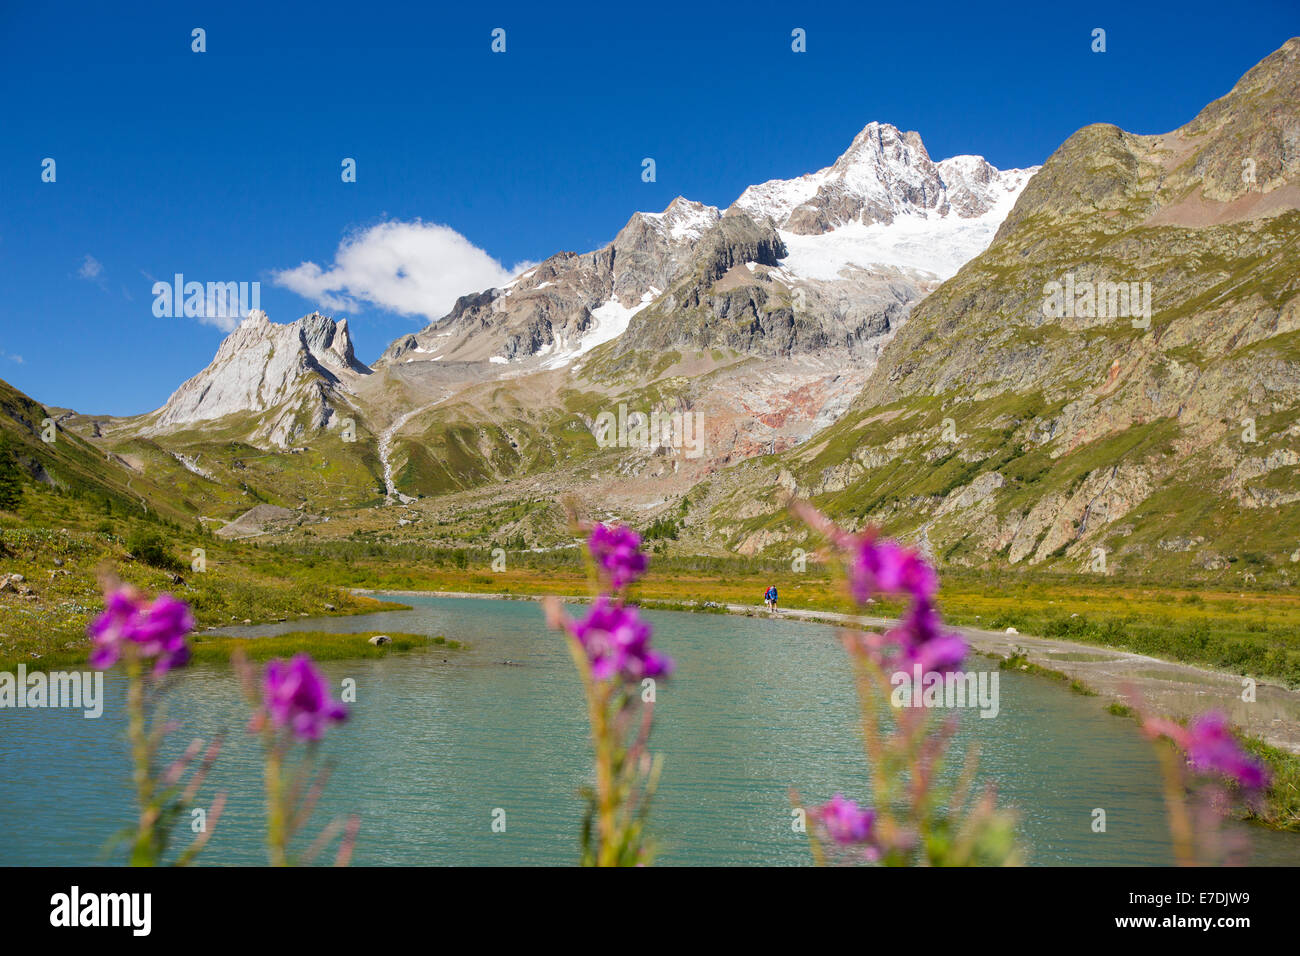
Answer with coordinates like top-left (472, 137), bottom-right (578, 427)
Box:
top-left (731, 121), bottom-right (1035, 236)
top-left (729, 122), bottom-right (1038, 283)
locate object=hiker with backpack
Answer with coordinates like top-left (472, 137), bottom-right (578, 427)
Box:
top-left (763, 585), bottom-right (779, 612)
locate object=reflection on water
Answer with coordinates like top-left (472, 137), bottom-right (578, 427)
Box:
top-left (2, 595), bottom-right (1296, 866)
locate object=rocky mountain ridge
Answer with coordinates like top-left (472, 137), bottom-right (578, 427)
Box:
top-left (139, 310), bottom-right (370, 447)
top-left (117, 120), bottom-right (1036, 488)
top-left (378, 196), bottom-right (726, 369)
top-left (378, 121), bottom-right (1036, 374)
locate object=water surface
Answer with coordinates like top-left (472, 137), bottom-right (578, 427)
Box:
top-left (2, 595), bottom-right (1296, 866)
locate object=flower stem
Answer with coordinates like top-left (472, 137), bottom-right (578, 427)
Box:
top-left (126, 653), bottom-right (156, 866)
top-left (591, 685), bottom-right (620, 867)
top-left (266, 736), bottom-right (287, 866)
top-left (1155, 742), bottom-right (1196, 866)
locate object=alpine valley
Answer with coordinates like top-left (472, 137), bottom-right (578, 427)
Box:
top-left (4, 38), bottom-right (1299, 589)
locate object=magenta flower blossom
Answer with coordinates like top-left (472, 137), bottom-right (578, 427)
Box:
top-left (816, 793), bottom-right (878, 847)
top-left (892, 596), bottom-right (968, 673)
top-left (1146, 711), bottom-right (1270, 790)
top-left (849, 537), bottom-right (937, 605)
top-left (840, 531), bottom-right (966, 673)
top-left (587, 523), bottom-right (648, 591)
top-left (571, 596), bottom-right (673, 683)
top-left (88, 588), bottom-right (194, 674)
top-left (263, 654), bottom-right (348, 741)
top-left (1186, 713), bottom-right (1270, 789)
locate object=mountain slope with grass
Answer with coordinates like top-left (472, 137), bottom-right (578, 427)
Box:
top-left (701, 37), bottom-right (1300, 586)
top-left (0, 377), bottom-right (204, 521)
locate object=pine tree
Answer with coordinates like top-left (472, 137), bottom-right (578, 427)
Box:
top-left (0, 434), bottom-right (23, 511)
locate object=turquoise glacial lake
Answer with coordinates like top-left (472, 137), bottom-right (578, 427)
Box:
top-left (3, 594), bottom-right (1297, 865)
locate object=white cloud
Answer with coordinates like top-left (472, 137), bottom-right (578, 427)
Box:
top-left (78, 254), bottom-right (104, 280)
top-left (274, 220), bottom-right (534, 322)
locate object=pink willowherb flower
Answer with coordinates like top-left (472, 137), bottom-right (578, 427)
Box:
top-left (587, 523), bottom-right (648, 591)
top-left (262, 654), bottom-right (348, 742)
top-left (791, 503), bottom-right (965, 671)
top-left (1144, 711), bottom-right (1270, 790)
top-left (848, 535), bottom-right (938, 606)
top-left (816, 793), bottom-right (880, 858)
top-left (843, 530), bottom-right (966, 672)
top-left (88, 587), bottom-right (193, 675)
top-left (570, 596), bottom-right (673, 684)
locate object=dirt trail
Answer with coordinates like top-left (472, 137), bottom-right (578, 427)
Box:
top-left (355, 588), bottom-right (1300, 754)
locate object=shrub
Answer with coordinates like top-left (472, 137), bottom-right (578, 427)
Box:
top-left (125, 528), bottom-right (183, 572)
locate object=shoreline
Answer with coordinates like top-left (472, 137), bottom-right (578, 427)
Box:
top-left (353, 587), bottom-right (1300, 757)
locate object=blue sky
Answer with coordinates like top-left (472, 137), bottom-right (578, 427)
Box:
top-left (1, 0), bottom-right (1296, 415)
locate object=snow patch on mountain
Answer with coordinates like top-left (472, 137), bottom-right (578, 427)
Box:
top-left (779, 166), bottom-right (1035, 281)
top-left (581, 289), bottom-right (659, 352)
top-left (533, 288), bottom-right (659, 370)
top-left (641, 198), bottom-right (721, 241)
top-left (359, 125), bottom-right (1039, 389)
top-left (726, 122), bottom-right (1038, 283)
top-left (732, 171), bottom-right (827, 228)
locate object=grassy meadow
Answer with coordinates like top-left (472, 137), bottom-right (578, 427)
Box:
top-left (5, 478), bottom-right (1300, 687)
